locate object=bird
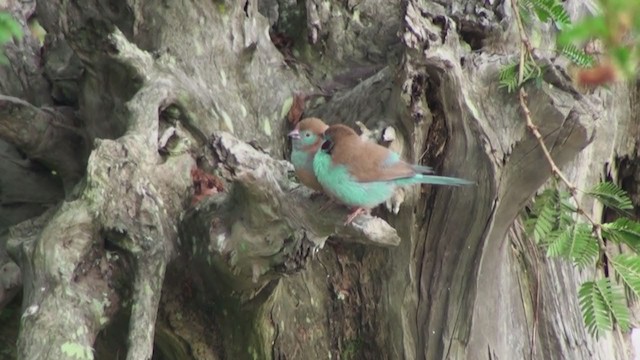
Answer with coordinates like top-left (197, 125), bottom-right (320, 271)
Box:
top-left (287, 117), bottom-right (330, 191)
top-left (313, 124), bottom-right (473, 224)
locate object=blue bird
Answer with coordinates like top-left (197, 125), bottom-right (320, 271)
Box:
top-left (288, 117), bottom-right (329, 191)
top-left (313, 124), bottom-right (473, 224)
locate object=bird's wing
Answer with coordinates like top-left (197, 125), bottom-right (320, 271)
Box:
top-left (330, 139), bottom-right (417, 182)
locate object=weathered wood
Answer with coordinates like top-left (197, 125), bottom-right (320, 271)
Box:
top-left (0, 95), bottom-right (86, 189)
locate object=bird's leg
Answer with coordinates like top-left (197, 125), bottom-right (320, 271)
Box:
top-left (344, 207), bottom-right (369, 225)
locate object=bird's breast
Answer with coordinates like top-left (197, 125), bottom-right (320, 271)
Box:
top-left (313, 153), bottom-right (396, 208)
top-left (291, 149), bottom-right (309, 169)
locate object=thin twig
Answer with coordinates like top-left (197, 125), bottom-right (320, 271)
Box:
top-left (511, 0), bottom-right (634, 348)
top-left (510, 0), bottom-right (616, 355)
top-left (511, 0), bottom-right (604, 244)
top-left (511, 2), bottom-right (541, 357)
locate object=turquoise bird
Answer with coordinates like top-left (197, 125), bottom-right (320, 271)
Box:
top-left (313, 124), bottom-right (473, 224)
top-left (288, 117), bottom-right (329, 191)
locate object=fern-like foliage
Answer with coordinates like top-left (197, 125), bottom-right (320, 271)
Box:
top-left (560, 44), bottom-right (595, 68)
top-left (517, 1), bottom-right (533, 27)
top-left (602, 219), bottom-right (640, 253)
top-left (498, 60), bottom-right (543, 93)
top-left (588, 181), bottom-right (633, 211)
top-left (579, 279), bottom-right (630, 337)
top-left (546, 223), bottom-right (598, 267)
top-left (520, 0), bottom-right (571, 29)
top-left (611, 254), bottom-right (640, 298)
top-left (514, 0), bottom-right (640, 341)
top-left (498, 63), bottom-right (519, 93)
top-left (525, 187), bottom-right (574, 243)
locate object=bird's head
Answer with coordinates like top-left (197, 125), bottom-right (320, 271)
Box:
top-left (320, 124), bottom-right (359, 154)
top-left (288, 117), bottom-right (329, 150)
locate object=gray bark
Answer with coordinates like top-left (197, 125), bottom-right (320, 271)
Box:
top-left (0, 0), bottom-right (638, 359)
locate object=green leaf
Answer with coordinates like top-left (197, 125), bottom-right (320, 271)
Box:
top-left (527, 0), bottom-right (571, 29)
top-left (579, 281), bottom-right (599, 335)
top-left (597, 279), bottom-right (630, 332)
top-left (587, 182), bottom-right (633, 211)
top-left (635, 9), bottom-right (640, 30)
top-left (611, 46), bottom-right (632, 66)
top-left (0, 12), bottom-right (22, 40)
top-left (610, 46), bottom-right (635, 76)
top-left (533, 202), bottom-right (554, 242)
top-left (545, 223), bottom-right (598, 267)
top-left (579, 279), bottom-right (630, 337)
top-left (518, 1), bottom-right (534, 26)
top-left (498, 58), bottom-right (544, 93)
top-left (611, 254), bottom-right (640, 298)
top-left (557, 16), bottom-right (608, 46)
top-left (498, 62), bottom-right (519, 93)
top-left (0, 12), bottom-right (22, 65)
top-left (526, 187), bottom-right (575, 243)
top-left (570, 224), bottom-right (599, 267)
top-left (0, 31), bottom-right (10, 43)
top-left (526, 189), bottom-right (555, 243)
top-left (545, 228), bottom-right (570, 257)
top-left (602, 219), bottom-right (640, 252)
top-left (560, 44), bottom-right (595, 68)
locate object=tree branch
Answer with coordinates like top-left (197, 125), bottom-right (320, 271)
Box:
top-left (511, 0), bottom-right (604, 246)
top-left (8, 204), bottom-right (119, 360)
top-left (212, 131), bottom-right (401, 247)
top-left (179, 131), bottom-right (401, 301)
top-left (0, 95), bottom-right (85, 190)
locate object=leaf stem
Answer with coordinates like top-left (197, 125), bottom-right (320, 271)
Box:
top-left (511, 0), bottom-right (605, 247)
top-left (511, 0), bottom-right (617, 342)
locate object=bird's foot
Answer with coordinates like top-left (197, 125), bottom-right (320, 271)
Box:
top-left (344, 207), bottom-right (369, 225)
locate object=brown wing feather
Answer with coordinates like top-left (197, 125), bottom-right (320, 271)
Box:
top-left (353, 141), bottom-right (416, 182)
top-left (326, 125), bottom-right (416, 182)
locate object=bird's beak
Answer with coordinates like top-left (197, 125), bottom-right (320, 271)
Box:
top-left (288, 129), bottom-right (300, 139)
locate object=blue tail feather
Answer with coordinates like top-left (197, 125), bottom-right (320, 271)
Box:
top-left (411, 164), bottom-right (434, 174)
top-left (412, 174), bottom-right (474, 186)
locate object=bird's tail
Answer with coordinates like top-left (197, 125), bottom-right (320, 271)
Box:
top-left (411, 164), bottom-right (435, 174)
top-left (414, 174), bottom-right (474, 186)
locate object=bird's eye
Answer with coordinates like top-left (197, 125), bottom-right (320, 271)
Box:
top-left (305, 133), bottom-right (311, 138)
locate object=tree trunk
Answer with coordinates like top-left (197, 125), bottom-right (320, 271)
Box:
top-left (0, 0), bottom-right (637, 359)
